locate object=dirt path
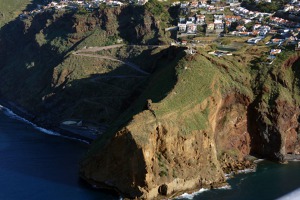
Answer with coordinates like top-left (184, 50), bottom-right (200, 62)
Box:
top-left (90, 75), bottom-right (146, 81)
top-left (76, 44), bottom-right (167, 53)
top-left (77, 44), bottom-right (125, 53)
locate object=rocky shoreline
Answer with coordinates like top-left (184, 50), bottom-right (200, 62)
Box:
top-left (0, 98), bottom-right (96, 143)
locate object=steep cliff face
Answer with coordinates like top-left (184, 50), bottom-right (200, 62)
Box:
top-left (2, 1), bottom-right (300, 199)
top-left (248, 54), bottom-right (300, 160)
top-left (81, 105), bottom-right (226, 199)
top-left (80, 51), bottom-right (300, 199)
top-left (214, 93), bottom-right (253, 172)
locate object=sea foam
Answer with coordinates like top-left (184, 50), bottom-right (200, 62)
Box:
top-left (177, 188), bottom-right (209, 199)
top-left (176, 185), bottom-right (231, 199)
top-left (0, 104), bottom-right (89, 144)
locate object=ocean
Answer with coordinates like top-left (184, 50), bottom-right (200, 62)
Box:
top-left (178, 159), bottom-right (300, 200)
top-left (1, 105), bottom-right (300, 200)
top-left (0, 106), bottom-right (119, 200)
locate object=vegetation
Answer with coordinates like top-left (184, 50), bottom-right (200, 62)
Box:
top-left (241, 0), bottom-right (289, 12)
top-left (0, 0), bottom-right (31, 27)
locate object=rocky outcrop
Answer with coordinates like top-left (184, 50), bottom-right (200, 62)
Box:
top-left (2, 1), bottom-right (300, 198)
top-left (81, 96), bottom-right (228, 199)
top-left (80, 54), bottom-right (300, 199)
top-left (80, 91), bottom-right (257, 199)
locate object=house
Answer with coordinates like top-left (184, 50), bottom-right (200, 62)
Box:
top-left (296, 42), bottom-right (300, 50)
top-left (179, 18), bottom-right (186, 24)
top-left (214, 14), bottom-right (224, 20)
top-left (207, 23), bottom-right (215, 32)
top-left (214, 23), bottom-right (224, 31)
top-left (180, 2), bottom-right (189, 8)
top-left (224, 15), bottom-right (241, 22)
top-left (190, 1), bottom-right (198, 8)
top-left (247, 37), bottom-right (262, 44)
top-left (284, 4), bottom-right (294, 12)
top-left (269, 17), bottom-right (290, 26)
top-left (187, 24), bottom-right (197, 33)
top-left (137, 0), bottom-right (148, 5)
top-left (178, 24), bottom-right (187, 32)
top-left (187, 17), bottom-right (196, 24)
top-left (269, 30), bottom-right (278, 35)
top-left (252, 30), bottom-right (260, 36)
top-left (242, 19), bottom-right (252, 24)
top-left (271, 38), bottom-right (284, 44)
top-left (196, 15), bottom-right (206, 25)
top-left (211, 0), bottom-right (221, 4)
top-left (225, 21), bottom-right (231, 27)
top-left (252, 24), bottom-right (262, 30)
top-left (199, 0), bottom-right (207, 5)
top-left (226, 0), bottom-right (239, 4)
top-left (107, 1), bottom-right (123, 6)
top-left (171, 1), bottom-right (181, 6)
top-left (270, 49), bottom-right (282, 55)
top-left (208, 6), bottom-right (216, 13)
top-left (216, 7), bottom-right (224, 12)
top-left (236, 25), bottom-right (246, 32)
top-left (239, 32), bottom-right (251, 36)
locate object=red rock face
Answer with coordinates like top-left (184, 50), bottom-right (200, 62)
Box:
top-left (215, 92), bottom-right (251, 159)
top-left (276, 99), bottom-right (300, 154)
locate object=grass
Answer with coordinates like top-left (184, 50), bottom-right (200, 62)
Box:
top-left (0, 0), bottom-right (32, 28)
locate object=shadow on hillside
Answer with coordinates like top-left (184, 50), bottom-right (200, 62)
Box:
top-left (0, 1), bottom-right (88, 118)
top-left (0, 0), bottom-right (183, 127)
top-left (291, 56), bottom-right (300, 89)
top-left (117, 5), bottom-right (159, 45)
top-left (0, 0), bottom-right (185, 191)
top-left (54, 46), bottom-right (184, 126)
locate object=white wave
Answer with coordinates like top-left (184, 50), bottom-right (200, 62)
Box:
top-left (289, 159), bottom-right (300, 162)
top-left (254, 159), bottom-right (265, 163)
top-left (237, 168), bottom-right (256, 174)
top-left (0, 104), bottom-right (90, 144)
top-left (217, 185), bottom-right (232, 190)
top-left (225, 167), bottom-right (256, 180)
top-left (177, 184), bottom-right (231, 199)
top-left (225, 172), bottom-right (234, 180)
top-left (177, 188), bottom-right (209, 199)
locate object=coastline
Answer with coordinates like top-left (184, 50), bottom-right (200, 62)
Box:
top-left (0, 98), bottom-right (96, 144)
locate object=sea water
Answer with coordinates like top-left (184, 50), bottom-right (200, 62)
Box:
top-left (0, 106), bottom-right (118, 200)
top-left (2, 106), bottom-right (300, 200)
top-left (178, 160), bottom-right (300, 200)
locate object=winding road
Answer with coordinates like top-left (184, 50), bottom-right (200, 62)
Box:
top-left (72, 44), bottom-right (168, 76)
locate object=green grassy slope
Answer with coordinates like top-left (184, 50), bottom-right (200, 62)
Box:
top-left (0, 0), bottom-right (32, 28)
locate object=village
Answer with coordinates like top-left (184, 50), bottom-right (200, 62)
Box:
top-left (19, 0), bottom-right (148, 20)
top-left (19, 0), bottom-right (300, 61)
top-left (174, 0), bottom-right (300, 60)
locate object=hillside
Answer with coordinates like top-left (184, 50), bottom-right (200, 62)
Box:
top-left (1, 1), bottom-right (300, 200)
top-left (0, 1), bottom-right (172, 131)
top-left (0, 0), bottom-right (35, 28)
top-left (80, 45), bottom-right (300, 199)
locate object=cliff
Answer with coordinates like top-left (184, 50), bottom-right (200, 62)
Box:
top-left (1, 1), bottom-right (300, 199)
top-left (80, 49), bottom-right (300, 199)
